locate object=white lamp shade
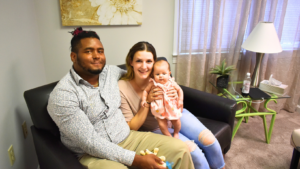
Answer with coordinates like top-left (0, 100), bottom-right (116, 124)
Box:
top-left (242, 22), bottom-right (282, 53)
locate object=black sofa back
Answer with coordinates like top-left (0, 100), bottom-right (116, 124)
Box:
top-left (24, 81), bottom-right (59, 137)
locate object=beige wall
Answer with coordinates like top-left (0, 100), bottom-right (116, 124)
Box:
top-left (34, 0), bottom-right (175, 83)
top-left (0, 1), bottom-right (175, 168)
top-left (0, 0), bottom-right (46, 168)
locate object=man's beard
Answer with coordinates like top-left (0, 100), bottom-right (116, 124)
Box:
top-left (77, 55), bottom-right (106, 75)
top-left (87, 68), bottom-right (104, 74)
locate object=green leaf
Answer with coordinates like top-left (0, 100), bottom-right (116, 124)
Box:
top-left (221, 60), bottom-right (226, 75)
top-left (210, 71), bottom-right (221, 74)
top-left (215, 65), bottom-right (221, 71)
top-left (224, 66), bottom-right (235, 74)
top-left (209, 59), bottom-right (235, 76)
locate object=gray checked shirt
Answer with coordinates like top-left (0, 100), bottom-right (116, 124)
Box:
top-left (47, 65), bottom-right (136, 166)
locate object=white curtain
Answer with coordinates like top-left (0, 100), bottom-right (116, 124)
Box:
top-left (175, 0), bottom-right (300, 113)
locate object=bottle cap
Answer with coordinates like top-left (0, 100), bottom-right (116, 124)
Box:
top-left (246, 72), bottom-right (250, 76)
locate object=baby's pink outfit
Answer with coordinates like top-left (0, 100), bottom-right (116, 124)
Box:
top-left (150, 78), bottom-right (182, 120)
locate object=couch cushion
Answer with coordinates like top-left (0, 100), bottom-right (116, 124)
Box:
top-left (197, 117), bottom-right (231, 152)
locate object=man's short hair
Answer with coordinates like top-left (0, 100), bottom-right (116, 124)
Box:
top-left (70, 27), bottom-right (100, 53)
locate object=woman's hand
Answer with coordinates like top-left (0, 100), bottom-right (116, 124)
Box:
top-left (177, 100), bottom-right (183, 112)
top-left (141, 100), bottom-right (148, 108)
top-left (147, 87), bottom-right (163, 103)
top-left (166, 86), bottom-right (178, 100)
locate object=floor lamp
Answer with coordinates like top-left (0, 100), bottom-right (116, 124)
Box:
top-left (241, 22), bottom-right (282, 87)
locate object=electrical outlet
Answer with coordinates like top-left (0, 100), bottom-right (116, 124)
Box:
top-left (8, 145), bottom-right (15, 166)
top-left (22, 121), bottom-right (28, 139)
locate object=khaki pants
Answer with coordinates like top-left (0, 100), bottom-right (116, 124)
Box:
top-left (79, 130), bottom-right (194, 169)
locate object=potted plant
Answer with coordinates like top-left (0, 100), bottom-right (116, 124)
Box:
top-left (210, 59), bottom-right (235, 88)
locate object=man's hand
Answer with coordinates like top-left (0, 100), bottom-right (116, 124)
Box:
top-left (132, 154), bottom-right (167, 169)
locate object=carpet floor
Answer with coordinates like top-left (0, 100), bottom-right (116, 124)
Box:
top-left (225, 110), bottom-right (300, 169)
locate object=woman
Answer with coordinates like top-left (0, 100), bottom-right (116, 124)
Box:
top-left (118, 41), bottom-right (225, 169)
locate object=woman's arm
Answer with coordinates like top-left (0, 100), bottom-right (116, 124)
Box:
top-left (119, 81), bottom-right (163, 131)
top-left (119, 89), bottom-right (150, 131)
top-left (127, 106), bottom-right (150, 131)
top-left (141, 82), bottom-right (153, 107)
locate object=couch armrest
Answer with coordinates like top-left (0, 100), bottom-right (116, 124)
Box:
top-left (180, 85), bottom-right (236, 131)
top-left (31, 126), bottom-right (85, 169)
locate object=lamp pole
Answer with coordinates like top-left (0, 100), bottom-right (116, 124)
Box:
top-left (251, 52), bottom-right (264, 87)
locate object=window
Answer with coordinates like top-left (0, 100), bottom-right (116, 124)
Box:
top-left (276, 0), bottom-right (300, 49)
top-left (173, 0), bottom-right (300, 55)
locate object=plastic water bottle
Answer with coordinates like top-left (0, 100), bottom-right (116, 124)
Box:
top-left (242, 72), bottom-right (251, 97)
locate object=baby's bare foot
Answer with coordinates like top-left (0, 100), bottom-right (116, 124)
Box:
top-left (173, 133), bottom-right (179, 139)
top-left (164, 133), bottom-right (172, 137)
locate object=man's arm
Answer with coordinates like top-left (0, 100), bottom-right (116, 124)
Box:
top-left (47, 88), bottom-right (135, 166)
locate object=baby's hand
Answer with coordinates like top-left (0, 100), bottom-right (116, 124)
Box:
top-left (177, 100), bottom-right (183, 112)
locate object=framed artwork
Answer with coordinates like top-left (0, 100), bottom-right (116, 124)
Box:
top-left (60, 0), bottom-right (142, 26)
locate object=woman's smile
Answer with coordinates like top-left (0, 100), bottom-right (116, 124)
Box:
top-left (138, 69), bottom-right (149, 74)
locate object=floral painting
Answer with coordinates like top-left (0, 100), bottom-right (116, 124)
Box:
top-left (60, 0), bottom-right (142, 26)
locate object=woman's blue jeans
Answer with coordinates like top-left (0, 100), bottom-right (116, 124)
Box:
top-left (152, 109), bottom-right (225, 169)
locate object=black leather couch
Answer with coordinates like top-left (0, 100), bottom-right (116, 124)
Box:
top-left (24, 57), bottom-right (236, 169)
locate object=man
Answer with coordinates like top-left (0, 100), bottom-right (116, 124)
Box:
top-left (47, 27), bottom-right (194, 169)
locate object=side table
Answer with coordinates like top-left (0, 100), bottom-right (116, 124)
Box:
top-left (210, 81), bottom-right (290, 144)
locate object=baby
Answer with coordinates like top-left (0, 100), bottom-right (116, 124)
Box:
top-left (141, 60), bottom-right (183, 139)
